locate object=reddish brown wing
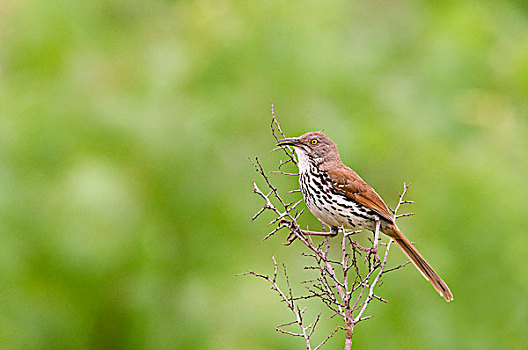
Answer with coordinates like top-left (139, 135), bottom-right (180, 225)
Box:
top-left (327, 167), bottom-right (393, 222)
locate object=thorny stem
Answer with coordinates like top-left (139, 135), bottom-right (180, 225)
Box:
top-left (242, 108), bottom-right (414, 349)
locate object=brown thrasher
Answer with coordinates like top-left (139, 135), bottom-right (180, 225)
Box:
top-left (277, 132), bottom-right (454, 302)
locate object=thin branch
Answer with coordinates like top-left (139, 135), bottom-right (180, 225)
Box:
top-left (242, 109), bottom-right (414, 349)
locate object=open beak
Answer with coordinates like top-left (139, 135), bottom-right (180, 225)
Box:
top-left (276, 137), bottom-right (300, 147)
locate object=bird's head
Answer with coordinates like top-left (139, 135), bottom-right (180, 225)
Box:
top-left (277, 132), bottom-right (340, 167)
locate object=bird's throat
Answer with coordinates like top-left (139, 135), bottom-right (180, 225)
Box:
top-left (294, 149), bottom-right (311, 173)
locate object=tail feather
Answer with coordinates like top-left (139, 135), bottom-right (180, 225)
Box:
top-left (388, 225), bottom-right (454, 302)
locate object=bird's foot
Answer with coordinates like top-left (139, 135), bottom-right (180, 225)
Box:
top-left (301, 229), bottom-right (338, 237)
top-left (277, 218), bottom-right (339, 246)
top-left (285, 231), bottom-right (297, 245)
top-left (368, 246), bottom-right (381, 264)
top-left (285, 229), bottom-right (337, 245)
top-left (275, 218), bottom-right (299, 245)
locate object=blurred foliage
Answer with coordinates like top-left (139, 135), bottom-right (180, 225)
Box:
top-left (0, 0), bottom-right (527, 349)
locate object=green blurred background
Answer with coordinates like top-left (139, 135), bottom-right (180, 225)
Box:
top-left (1, 0), bottom-right (527, 349)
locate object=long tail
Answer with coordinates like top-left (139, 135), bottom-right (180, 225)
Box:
top-left (388, 225), bottom-right (454, 302)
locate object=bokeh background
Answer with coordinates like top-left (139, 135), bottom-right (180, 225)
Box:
top-left (1, 0), bottom-right (527, 349)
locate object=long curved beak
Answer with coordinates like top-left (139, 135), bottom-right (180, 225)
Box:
top-left (276, 137), bottom-right (300, 147)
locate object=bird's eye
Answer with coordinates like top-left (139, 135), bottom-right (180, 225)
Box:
top-left (311, 139), bottom-right (318, 145)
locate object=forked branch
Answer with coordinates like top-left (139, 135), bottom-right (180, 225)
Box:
top-left (242, 107), bottom-right (414, 349)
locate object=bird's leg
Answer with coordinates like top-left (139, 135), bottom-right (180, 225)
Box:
top-left (281, 219), bottom-right (339, 245)
top-left (285, 228), bottom-right (337, 245)
top-left (372, 219), bottom-right (380, 253)
top-left (301, 226), bottom-right (339, 237)
top-left (368, 219), bottom-right (381, 263)
top-left (283, 224), bottom-right (338, 245)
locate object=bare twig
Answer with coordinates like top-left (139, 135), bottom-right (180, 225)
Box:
top-left (241, 108), bottom-right (414, 349)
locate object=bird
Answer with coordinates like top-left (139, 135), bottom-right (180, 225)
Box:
top-left (277, 132), bottom-right (454, 302)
